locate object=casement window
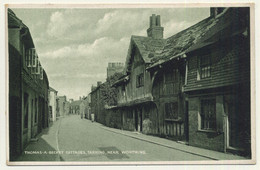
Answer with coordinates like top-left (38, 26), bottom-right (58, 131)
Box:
top-left (136, 73), bottom-right (144, 88)
top-left (165, 102), bottom-right (178, 119)
top-left (40, 66), bottom-right (43, 80)
top-left (36, 60), bottom-right (41, 75)
top-left (198, 55), bottom-right (211, 79)
top-left (122, 86), bottom-right (126, 97)
top-left (164, 69), bottom-right (179, 95)
top-left (31, 49), bottom-right (37, 67)
top-left (200, 98), bottom-right (216, 131)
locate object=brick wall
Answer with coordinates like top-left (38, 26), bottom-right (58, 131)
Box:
top-left (188, 97), bottom-right (224, 152)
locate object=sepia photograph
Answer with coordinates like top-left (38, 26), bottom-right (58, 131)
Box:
top-left (6, 3), bottom-right (255, 165)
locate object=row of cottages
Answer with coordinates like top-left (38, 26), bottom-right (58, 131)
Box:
top-left (89, 63), bottom-right (125, 127)
top-left (112, 7), bottom-right (251, 155)
top-left (48, 87), bottom-right (58, 122)
top-left (8, 9), bottom-right (50, 160)
top-left (84, 94), bottom-right (92, 119)
top-left (90, 82), bottom-right (103, 123)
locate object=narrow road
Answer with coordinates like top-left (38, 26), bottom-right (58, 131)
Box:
top-left (57, 115), bottom-right (210, 161)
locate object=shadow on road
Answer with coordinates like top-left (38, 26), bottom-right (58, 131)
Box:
top-left (16, 138), bottom-right (60, 161)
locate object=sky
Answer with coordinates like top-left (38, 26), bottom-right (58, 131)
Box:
top-left (12, 7), bottom-right (210, 100)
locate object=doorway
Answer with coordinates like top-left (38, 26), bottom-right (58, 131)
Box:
top-left (134, 108), bottom-right (143, 132)
top-left (185, 101), bottom-right (189, 142)
top-left (225, 96), bottom-right (244, 150)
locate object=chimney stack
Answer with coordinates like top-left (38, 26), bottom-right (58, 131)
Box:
top-left (210, 7), bottom-right (226, 18)
top-left (97, 81), bottom-right (102, 86)
top-left (147, 14), bottom-right (164, 39)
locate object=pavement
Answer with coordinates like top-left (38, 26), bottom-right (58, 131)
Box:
top-left (16, 119), bottom-right (62, 161)
top-left (98, 123), bottom-right (247, 161)
top-left (15, 115), bottom-right (248, 162)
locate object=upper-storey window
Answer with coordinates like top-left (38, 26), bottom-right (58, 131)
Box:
top-left (163, 69), bottom-right (179, 95)
top-left (198, 55), bottom-right (211, 79)
top-left (136, 73), bottom-right (144, 88)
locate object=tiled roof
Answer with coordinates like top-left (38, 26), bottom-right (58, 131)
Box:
top-left (147, 8), bottom-right (239, 69)
top-left (132, 35), bottom-right (166, 63)
top-left (124, 35), bottom-right (166, 73)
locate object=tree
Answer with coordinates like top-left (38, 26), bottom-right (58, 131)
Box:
top-left (100, 72), bottom-right (124, 106)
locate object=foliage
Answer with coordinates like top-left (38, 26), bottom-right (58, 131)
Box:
top-left (100, 72), bottom-right (124, 106)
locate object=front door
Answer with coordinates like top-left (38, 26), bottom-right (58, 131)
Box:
top-left (31, 99), bottom-right (34, 138)
top-left (134, 109), bottom-right (138, 131)
top-left (139, 108), bottom-right (142, 132)
top-left (134, 108), bottom-right (143, 132)
top-left (225, 96), bottom-right (244, 150)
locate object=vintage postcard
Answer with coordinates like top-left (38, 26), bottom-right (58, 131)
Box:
top-left (6, 3), bottom-right (255, 165)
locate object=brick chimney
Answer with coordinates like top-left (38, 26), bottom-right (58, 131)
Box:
top-left (97, 81), bottom-right (102, 86)
top-left (147, 14), bottom-right (164, 39)
top-left (210, 7), bottom-right (226, 18)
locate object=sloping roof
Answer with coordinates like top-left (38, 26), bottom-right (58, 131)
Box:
top-left (147, 8), bottom-right (236, 69)
top-left (49, 86), bottom-right (58, 92)
top-left (8, 8), bottom-right (35, 49)
top-left (8, 9), bottom-right (22, 28)
top-left (131, 35), bottom-right (166, 63)
top-left (124, 35), bottom-right (166, 73)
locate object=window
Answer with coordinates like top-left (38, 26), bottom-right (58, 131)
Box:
top-left (199, 55), bottom-right (211, 79)
top-left (163, 69), bottom-right (179, 95)
top-left (136, 73), bottom-right (144, 88)
top-left (200, 99), bottom-right (216, 130)
top-left (122, 86), bottom-right (126, 97)
top-left (165, 102), bottom-right (178, 119)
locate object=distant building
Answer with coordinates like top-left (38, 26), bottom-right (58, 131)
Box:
top-left (57, 96), bottom-right (68, 117)
top-left (70, 100), bottom-right (81, 115)
top-left (48, 87), bottom-right (58, 122)
top-left (86, 94), bottom-right (91, 119)
top-left (107, 62), bottom-right (124, 79)
top-left (90, 82), bottom-right (103, 122)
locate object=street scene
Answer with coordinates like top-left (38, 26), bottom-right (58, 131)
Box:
top-left (8, 6), bottom-right (252, 164)
top-left (16, 114), bottom-right (245, 162)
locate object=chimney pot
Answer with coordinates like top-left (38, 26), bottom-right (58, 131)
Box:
top-left (156, 15), bottom-right (161, 26)
top-left (147, 14), bottom-right (164, 39)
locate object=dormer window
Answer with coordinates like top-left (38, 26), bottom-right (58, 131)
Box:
top-left (40, 66), bottom-right (43, 80)
top-left (25, 49), bottom-right (32, 67)
top-left (32, 49), bottom-right (37, 68)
